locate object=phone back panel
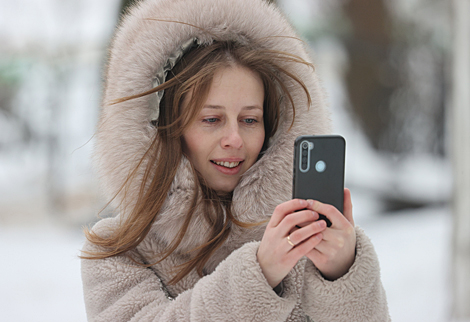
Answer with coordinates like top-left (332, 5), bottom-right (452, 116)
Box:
top-left (293, 135), bottom-right (345, 213)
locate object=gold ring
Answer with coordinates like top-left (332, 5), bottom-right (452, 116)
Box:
top-left (287, 235), bottom-right (295, 247)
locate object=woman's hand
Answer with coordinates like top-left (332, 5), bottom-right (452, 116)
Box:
top-left (257, 199), bottom-right (327, 288)
top-left (306, 188), bottom-right (356, 280)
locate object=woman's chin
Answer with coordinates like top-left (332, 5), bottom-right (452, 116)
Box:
top-left (214, 185), bottom-right (236, 194)
top-left (208, 179), bottom-right (238, 194)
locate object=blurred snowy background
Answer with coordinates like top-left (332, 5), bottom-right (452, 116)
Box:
top-left (0, 0), bottom-right (468, 321)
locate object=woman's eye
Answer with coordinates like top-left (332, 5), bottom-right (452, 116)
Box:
top-left (243, 118), bottom-right (258, 124)
top-left (203, 118), bottom-right (219, 123)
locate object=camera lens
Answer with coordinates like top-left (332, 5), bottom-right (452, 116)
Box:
top-left (302, 142), bottom-right (308, 149)
top-left (302, 150), bottom-right (307, 156)
top-left (315, 160), bottom-right (326, 172)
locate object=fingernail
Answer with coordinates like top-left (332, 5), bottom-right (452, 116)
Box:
top-left (307, 199), bottom-right (314, 206)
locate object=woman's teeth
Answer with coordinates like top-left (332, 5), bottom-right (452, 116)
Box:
top-left (213, 161), bottom-right (241, 168)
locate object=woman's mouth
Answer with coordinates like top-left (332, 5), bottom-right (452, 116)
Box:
top-left (211, 160), bottom-right (242, 168)
top-left (210, 160), bottom-right (244, 175)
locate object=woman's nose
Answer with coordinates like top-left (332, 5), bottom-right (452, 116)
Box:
top-left (220, 124), bottom-right (243, 149)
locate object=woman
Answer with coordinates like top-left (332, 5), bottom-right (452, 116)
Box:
top-left (81, 0), bottom-right (390, 321)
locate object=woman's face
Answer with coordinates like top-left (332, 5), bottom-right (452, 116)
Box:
top-left (182, 65), bottom-right (265, 193)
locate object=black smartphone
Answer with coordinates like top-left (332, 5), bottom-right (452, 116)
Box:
top-left (292, 135), bottom-right (346, 227)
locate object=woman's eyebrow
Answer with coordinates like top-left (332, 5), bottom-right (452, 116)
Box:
top-left (203, 105), bottom-right (224, 110)
top-left (243, 105), bottom-right (263, 111)
top-left (202, 105), bottom-right (262, 110)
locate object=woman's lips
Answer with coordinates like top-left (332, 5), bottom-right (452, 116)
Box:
top-left (210, 159), bottom-right (244, 175)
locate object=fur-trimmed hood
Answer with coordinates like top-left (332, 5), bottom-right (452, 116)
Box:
top-left (95, 0), bottom-right (332, 273)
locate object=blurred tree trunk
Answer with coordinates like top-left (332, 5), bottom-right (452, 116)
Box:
top-left (342, 0), bottom-right (447, 155)
top-left (47, 61), bottom-right (68, 217)
top-left (342, 0), bottom-right (398, 151)
top-left (452, 0), bottom-right (470, 319)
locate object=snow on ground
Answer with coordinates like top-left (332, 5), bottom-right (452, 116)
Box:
top-left (0, 224), bottom-right (87, 322)
top-left (357, 206), bottom-right (452, 322)
top-left (0, 205), bottom-right (452, 322)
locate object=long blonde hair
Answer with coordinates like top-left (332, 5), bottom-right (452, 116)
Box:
top-left (82, 40), bottom-right (313, 284)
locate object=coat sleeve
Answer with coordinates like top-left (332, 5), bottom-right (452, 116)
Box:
top-left (301, 226), bottom-right (391, 322)
top-left (81, 228), bottom-right (302, 322)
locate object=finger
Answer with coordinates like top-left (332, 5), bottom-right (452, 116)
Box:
top-left (287, 220), bottom-right (326, 246)
top-left (294, 210), bottom-right (321, 228)
top-left (313, 235), bottom-right (342, 255)
top-left (343, 188), bottom-right (354, 226)
top-left (277, 210), bottom-right (319, 236)
top-left (313, 227), bottom-right (356, 258)
top-left (269, 199), bottom-right (308, 227)
top-left (287, 233), bottom-right (323, 259)
top-left (309, 200), bottom-right (350, 230)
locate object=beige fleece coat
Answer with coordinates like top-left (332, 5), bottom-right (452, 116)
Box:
top-left (81, 0), bottom-right (390, 321)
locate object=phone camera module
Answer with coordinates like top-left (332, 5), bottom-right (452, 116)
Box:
top-left (299, 140), bottom-right (311, 172)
